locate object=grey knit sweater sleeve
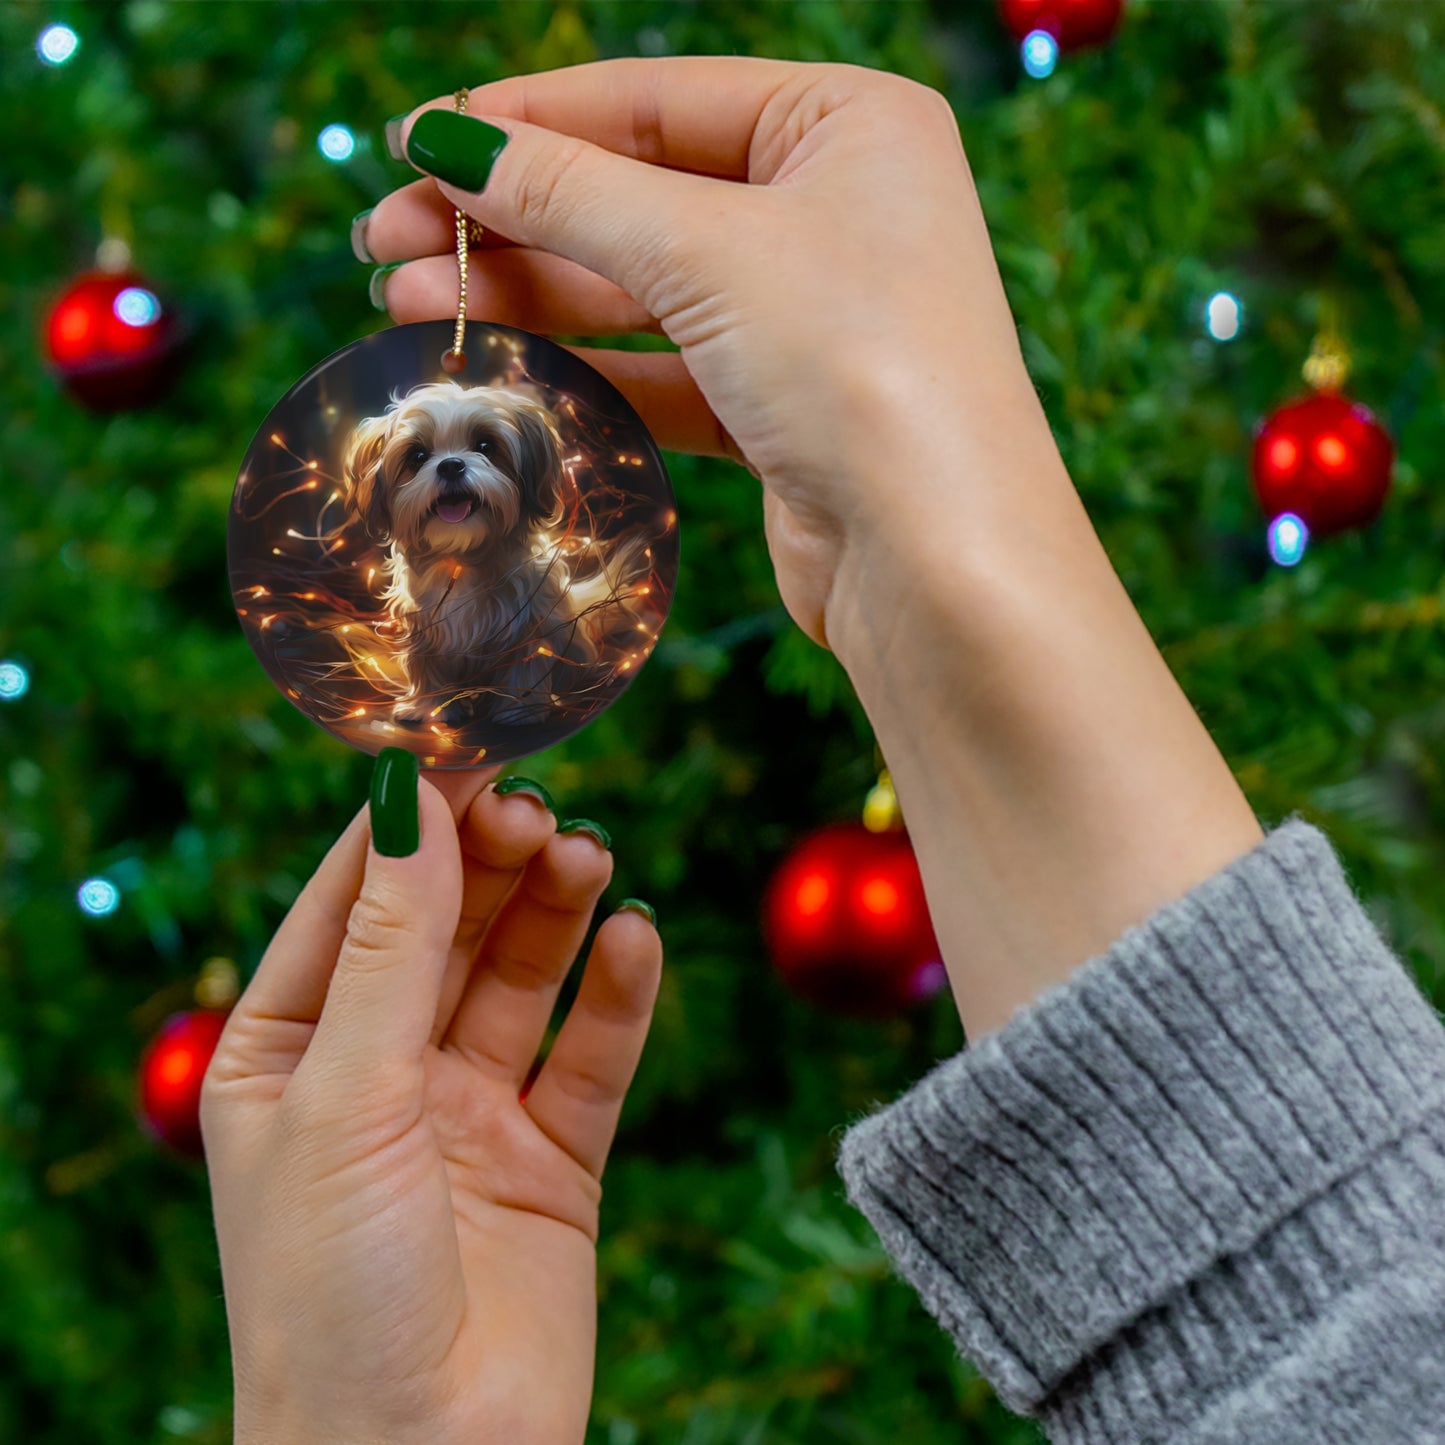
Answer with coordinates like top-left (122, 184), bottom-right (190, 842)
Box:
top-left (835, 816), bottom-right (1445, 1444)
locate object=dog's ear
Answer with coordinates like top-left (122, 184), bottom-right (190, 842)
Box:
top-left (342, 412), bottom-right (393, 543)
top-left (511, 398), bottom-right (567, 529)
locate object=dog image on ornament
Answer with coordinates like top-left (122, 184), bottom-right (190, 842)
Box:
top-left (340, 379), bottom-right (637, 729)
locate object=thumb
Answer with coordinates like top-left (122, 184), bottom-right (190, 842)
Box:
top-left (396, 105), bottom-right (744, 316)
top-left (303, 749), bottom-right (462, 1089)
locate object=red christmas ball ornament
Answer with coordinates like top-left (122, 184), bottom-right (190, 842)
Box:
top-left (763, 821), bottom-right (946, 1017)
top-left (998, 0), bottom-right (1124, 50)
top-left (44, 269), bottom-right (185, 410)
top-left (137, 1009), bottom-right (230, 1158)
top-left (1251, 391), bottom-right (1394, 538)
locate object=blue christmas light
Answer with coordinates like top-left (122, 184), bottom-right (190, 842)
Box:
top-left (1268, 512), bottom-right (1309, 567)
top-left (114, 287), bottom-right (161, 327)
top-left (0, 661), bottom-right (28, 700)
top-left (1205, 291), bottom-right (1243, 341)
top-left (78, 878), bottom-right (121, 917)
top-left (1022, 30), bottom-right (1059, 79)
top-left (38, 24), bottom-right (79, 66)
top-left (318, 124), bottom-right (356, 162)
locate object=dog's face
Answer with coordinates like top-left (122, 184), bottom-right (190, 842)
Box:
top-left (342, 381), bottom-right (566, 555)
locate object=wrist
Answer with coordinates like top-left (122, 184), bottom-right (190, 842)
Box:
top-left (824, 412), bottom-right (1262, 1039)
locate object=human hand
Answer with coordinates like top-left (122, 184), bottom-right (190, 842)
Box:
top-left (360, 56), bottom-right (1062, 659)
top-left (201, 757), bottom-right (662, 1445)
top-left (358, 58), bottom-right (1261, 1053)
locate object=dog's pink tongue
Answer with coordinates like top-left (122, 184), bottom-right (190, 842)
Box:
top-left (435, 500), bottom-right (471, 524)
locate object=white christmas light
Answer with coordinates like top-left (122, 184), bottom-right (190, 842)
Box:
top-left (78, 878), bottom-right (121, 917)
top-left (318, 124), bottom-right (356, 162)
top-left (0, 660), bottom-right (29, 700)
top-left (1022, 30), bottom-right (1059, 79)
top-left (1206, 291), bottom-right (1243, 341)
top-left (114, 287), bottom-right (161, 327)
top-left (1267, 512), bottom-right (1308, 567)
top-left (38, 24), bottom-right (79, 66)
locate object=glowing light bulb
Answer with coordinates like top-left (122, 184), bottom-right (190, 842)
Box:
top-left (78, 877), bottom-right (120, 917)
top-left (114, 287), bottom-right (161, 327)
top-left (0, 660), bottom-right (30, 700)
top-left (38, 24), bottom-right (79, 65)
top-left (1022, 30), bottom-right (1058, 79)
top-left (1205, 291), bottom-right (1242, 341)
top-left (1267, 512), bottom-right (1309, 567)
top-left (318, 124), bottom-right (356, 162)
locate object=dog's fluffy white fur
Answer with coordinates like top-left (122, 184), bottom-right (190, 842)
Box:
top-left (342, 380), bottom-right (622, 727)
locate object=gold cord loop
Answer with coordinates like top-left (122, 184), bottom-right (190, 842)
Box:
top-left (442, 87), bottom-right (480, 373)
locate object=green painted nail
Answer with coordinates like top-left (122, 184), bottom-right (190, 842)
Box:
top-left (617, 898), bottom-right (656, 926)
top-left (558, 818), bottom-right (612, 850)
top-left (405, 110), bottom-right (510, 192)
top-left (370, 747), bottom-right (420, 857)
top-left (384, 113), bottom-right (409, 162)
top-left (350, 208), bottom-right (375, 264)
top-left (494, 775), bottom-right (556, 812)
top-left (369, 261), bottom-right (404, 311)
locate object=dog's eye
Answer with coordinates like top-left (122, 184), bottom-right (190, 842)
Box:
top-left (406, 445), bottom-right (428, 468)
top-left (472, 436), bottom-right (489, 453)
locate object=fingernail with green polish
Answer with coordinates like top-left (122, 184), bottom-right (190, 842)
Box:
top-left (350, 208), bottom-right (375, 264)
top-left (494, 775), bottom-right (555, 812)
top-left (617, 898), bottom-right (657, 926)
top-left (369, 261), bottom-right (404, 311)
top-left (384, 113), bottom-right (409, 162)
top-left (370, 747), bottom-right (420, 857)
top-left (405, 110), bottom-right (510, 193)
top-left (558, 818), bottom-right (612, 851)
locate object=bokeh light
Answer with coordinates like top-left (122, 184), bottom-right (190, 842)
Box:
top-left (37, 24), bottom-right (79, 66)
top-left (1205, 291), bottom-right (1242, 341)
top-left (77, 878), bottom-right (121, 917)
top-left (1267, 512), bottom-right (1309, 567)
top-left (114, 287), bottom-right (162, 328)
top-left (0, 660), bottom-right (29, 700)
top-left (1022, 30), bottom-right (1059, 79)
top-left (317, 124), bottom-right (356, 162)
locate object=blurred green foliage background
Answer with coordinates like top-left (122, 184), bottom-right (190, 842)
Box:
top-left (2, 2), bottom-right (1443, 1441)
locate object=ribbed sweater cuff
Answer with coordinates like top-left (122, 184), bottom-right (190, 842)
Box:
top-left (835, 816), bottom-right (1445, 1433)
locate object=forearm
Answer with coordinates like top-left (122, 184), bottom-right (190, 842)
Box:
top-left (826, 384), bottom-right (1262, 1041)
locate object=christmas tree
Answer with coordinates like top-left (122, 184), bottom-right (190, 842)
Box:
top-left (2, 3), bottom-right (1443, 1442)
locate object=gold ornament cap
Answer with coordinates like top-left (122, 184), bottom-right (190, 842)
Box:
top-left (1303, 295), bottom-right (1350, 392)
top-left (194, 956), bottom-right (240, 1010)
top-left (863, 767), bottom-right (903, 833)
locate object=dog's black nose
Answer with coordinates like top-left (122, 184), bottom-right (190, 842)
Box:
top-left (436, 456), bottom-right (467, 481)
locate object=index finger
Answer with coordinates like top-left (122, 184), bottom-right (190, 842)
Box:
top-left (398, 53), bottom-right (813, 182)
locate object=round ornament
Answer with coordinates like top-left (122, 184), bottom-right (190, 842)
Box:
top-left (1251, 391), bottom-right (1393, 537)
top-left (44, 268), bottom-right (185, 411)
top-left (763, 821), bottom-right (946, 1018)
top-left (137, 1008), bottom-right (230, 1158)
top-left (228, 319), bottom-right (678, 768)
top-left (998, 0), bottom-right (1125, 50)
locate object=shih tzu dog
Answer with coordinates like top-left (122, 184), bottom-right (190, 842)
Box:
top-left (342, 379), bottom-right (630, 728)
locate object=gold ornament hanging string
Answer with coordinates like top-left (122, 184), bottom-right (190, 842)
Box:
top-left (441, 88), bottom-right (488, 374)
